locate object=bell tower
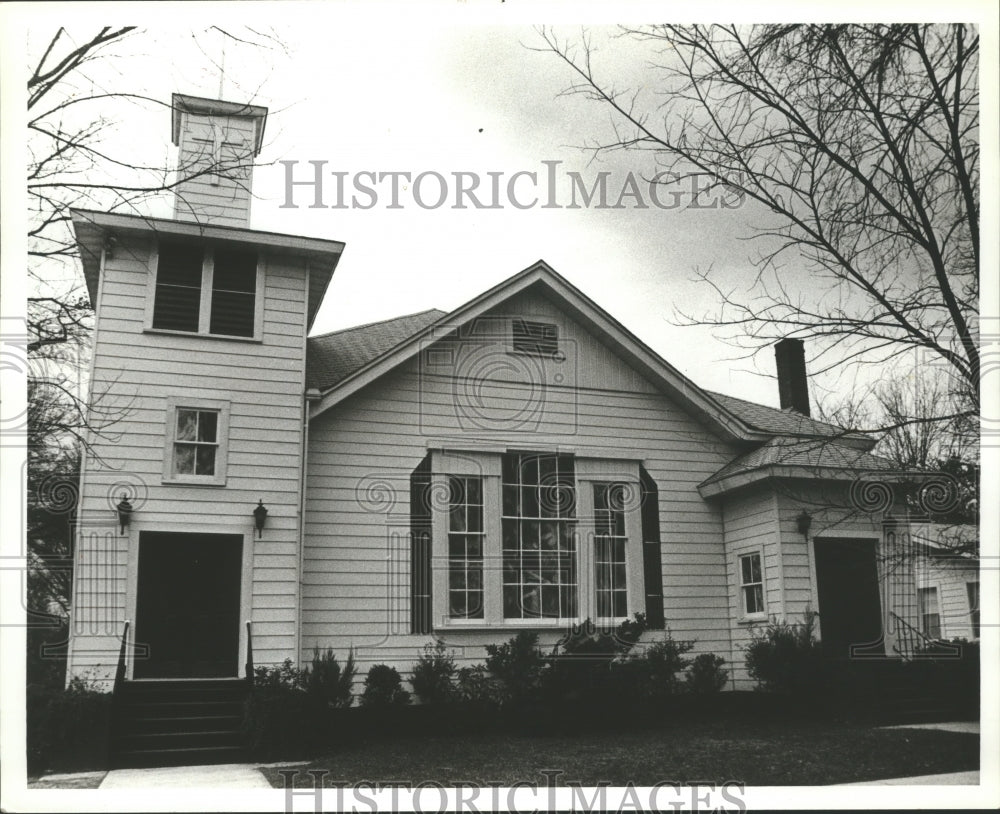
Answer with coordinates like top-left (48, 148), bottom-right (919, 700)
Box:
top-left (170, 93), bottom-right (268, 227)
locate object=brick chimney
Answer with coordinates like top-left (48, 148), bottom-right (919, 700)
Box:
top-left (774, 338), bottom-right (810, 416)
top-left (170, 93), bottom-right (268, 227)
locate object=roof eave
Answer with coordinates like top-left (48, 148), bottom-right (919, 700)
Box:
top-left (70, 208), bottom-right (344, 319)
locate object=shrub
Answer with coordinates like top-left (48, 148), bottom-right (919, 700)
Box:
top-left (307, 647), bottom-right (356, 708)
top-left (744, 613), bottom-right (823, 694)
top-left (485, 631), bottom-right (546, 703)
top-left (252, 657), bottom-right (307, 690)
top-left (686, 653), bottom-right (729, 693)
top-left (360, 664), bottom-right (411, 707)
top-left (544, 615), bottom-right (653, 703)
top-left (244, 658), bottom-right (316, 759)
top-left (411, 639), bottom-right (457, 705)
top-left (456, 664), bottom-right (509, 709)
top-left (27, 675), bottom-right (112, 775)
top-left (621, 632), bottom-right (695, 700)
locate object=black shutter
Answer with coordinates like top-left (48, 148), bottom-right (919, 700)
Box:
top-left (640, 465), bottom-right (665, 629)
top-left (410, 455), bottom-right (432, 634)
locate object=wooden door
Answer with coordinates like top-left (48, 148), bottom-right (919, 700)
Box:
top-left (814, 537), bottom-right (884, 659)
top-left (134, 532), bottom-right (243, 678)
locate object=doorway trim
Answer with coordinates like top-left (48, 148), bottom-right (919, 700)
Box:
top-left (124, 519), bottom-right (253, 679)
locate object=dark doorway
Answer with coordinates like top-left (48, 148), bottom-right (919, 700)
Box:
top-left (814, 537), bottom-right (884, 659)
top-left (134, 532), bottom-right (243, 678)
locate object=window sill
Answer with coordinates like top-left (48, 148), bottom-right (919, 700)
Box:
top-left (434, 620), bottom-right (581, 633)
top-left (162, 476), bottom-right (227, 487)
top-left (144, 328), bottom-right (262, 344)
top-left (738, 614), bottom-right (768, 626)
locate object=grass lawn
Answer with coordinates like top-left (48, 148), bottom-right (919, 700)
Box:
top-left (261, 720), bottom-right (978, 787)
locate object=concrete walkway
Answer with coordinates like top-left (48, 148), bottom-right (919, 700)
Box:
top-left (881, 721), bottom-right (979, 734)
top-left (99, 762), bottom-right (272, 789)
top-left (840, 770), bottom-right (980, 785)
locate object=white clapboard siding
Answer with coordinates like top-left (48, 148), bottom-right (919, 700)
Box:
top-left (914, 555), bottom-right (979, 641)
top-left (173, 114), bottom-right (257, 227)
top-left (67, 231), bottom-right (309, 684)
top-left (301, 288), bottom-right (737, 683)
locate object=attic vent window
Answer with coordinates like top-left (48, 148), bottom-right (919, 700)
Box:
top-left (150, 240), bottom-right (261, 339)
top-left (512, 319), bottom-right (559, 357)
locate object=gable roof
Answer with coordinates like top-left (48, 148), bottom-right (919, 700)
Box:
top-left (305, 260), bottom-right (875, 452)
top-left (307, 309), bottom-right (446, 390)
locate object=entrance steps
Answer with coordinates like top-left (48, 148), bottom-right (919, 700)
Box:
top-left (111, 679), bottom-right (248, 768)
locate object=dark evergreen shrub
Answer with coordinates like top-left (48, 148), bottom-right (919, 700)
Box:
top-left (484, 631), bottom-right (546, 704)
top-left (307, 646), bottom-right (356, 708)
top-left (360, 664), bottom-right (411, 707)
top-left (27, 676), bottom-right (112, 774)
top-left (619, 632), bottom-right (695, 701)
top-left (744, 613), bottom-right (823, 694)
top-left (686, 653), bottom-right (729, 693)
top-left (410, 639), bottom-right (457, 704)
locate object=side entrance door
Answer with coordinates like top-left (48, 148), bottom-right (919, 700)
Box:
top-left (134, 532), bottom-right (243, 678)
top-left (813, 537), bottom-right (884, 659)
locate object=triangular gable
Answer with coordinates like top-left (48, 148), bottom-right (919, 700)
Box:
top-left (310, 260), bottom-right (768, 442)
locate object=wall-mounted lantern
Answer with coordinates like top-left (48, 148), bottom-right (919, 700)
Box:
top-left (253, 499), bottom-right (268, 538)
top-left (116, 494), bottom-right (133, 535)
top-left (796, 510), bottom-right (812, 539)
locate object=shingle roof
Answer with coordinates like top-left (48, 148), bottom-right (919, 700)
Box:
top-left (306, 309), bottom-right (446, 390)
top-left (706, 390), bottom-right (864, 440)
top-left (305, 308), bottom-right (866, 447)
top-left (700, 436), bottom-right (894, 488)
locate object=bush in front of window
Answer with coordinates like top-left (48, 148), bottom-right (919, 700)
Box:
top-left (685, 653), bottom-right (730, 694)
top-left (484, 631), bottom-right (547, 704)
top-left (410, 639), bottom-right (458, 705)
top-left (743, 612), bottom-right (823, 694)
top-left (455, 664), bottom-right (511, 710)
top-left (360, 664), bottom-right (411, 708)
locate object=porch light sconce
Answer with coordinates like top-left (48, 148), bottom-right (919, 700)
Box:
top-left (796, 510), bottom-right (812, 539)
top-left (253, 499), bottom-right (268, 538)
top-left (116, 494), bottom-right (133, 535)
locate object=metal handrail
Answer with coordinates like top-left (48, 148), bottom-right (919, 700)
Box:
top-left (245, 620), bottom-right (254, 687)
top-left (889, 611), bottom-right (951, 659)
top-left (113, 620), bottom-right (130, 694)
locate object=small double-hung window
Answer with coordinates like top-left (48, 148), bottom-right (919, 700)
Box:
top-left (163, 398), bottom-right (230, 485)
top-left (739, 552), bottom-right (765, 617)
top-left (151, 241), bottom-right (260, 339)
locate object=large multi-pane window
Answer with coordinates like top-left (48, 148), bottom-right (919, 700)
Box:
top-left (448, 476), bottom-right (484, 619)
top-left (594, 483), bottom-right (628, 618)
top-left (501, 453), bottom-right (576, 619)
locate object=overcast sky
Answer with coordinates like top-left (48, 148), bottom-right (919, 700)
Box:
top-left (12, 3), bottom-right (997, 412)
